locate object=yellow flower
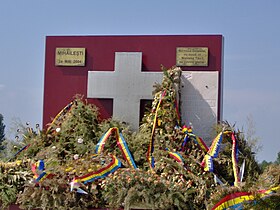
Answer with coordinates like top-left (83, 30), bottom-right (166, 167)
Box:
top-left (65, 167), bottom-right (73, 172)
top-left (16, 160), bottom-right (22, 165)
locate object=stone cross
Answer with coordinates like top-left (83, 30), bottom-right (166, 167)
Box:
top-left (87, 52), bottom-right (163, 130)
top-left (87, 52), bottom-right (219, 142)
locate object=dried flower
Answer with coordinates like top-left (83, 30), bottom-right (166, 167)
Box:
top-left (77, 137), bottom-right (83, 144)
top-left (74, 154), bottom-right (79, 160)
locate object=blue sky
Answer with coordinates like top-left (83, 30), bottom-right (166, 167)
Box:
top-left (0, 1), bottom-right (279, 162)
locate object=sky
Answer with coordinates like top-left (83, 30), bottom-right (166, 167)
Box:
top-left (0, 1), bottom-right (279, 162)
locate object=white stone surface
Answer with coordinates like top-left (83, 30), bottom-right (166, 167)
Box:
top-left (87, 52), bottom-right (221, 144)
top-left (181, 71), bottom-right (219, 143)
top-left (87, 52), bottom-right (163, 130)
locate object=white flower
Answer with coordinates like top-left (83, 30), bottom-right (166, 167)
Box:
top-left (55, 127), bottom-right (61, 132)
top-left (77, 138), bottom-right (83, 144)
top-left (74, 154), bottom-right (79, 160)
top-left (52, 146), bottom-right (56, 149)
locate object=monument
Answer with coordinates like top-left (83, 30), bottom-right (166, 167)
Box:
top-left (43, 35), bottom-right (223, 142)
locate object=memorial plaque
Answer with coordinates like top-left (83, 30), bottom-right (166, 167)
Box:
top-left (176, 47), bottom-right (208, 66)
top-left (55, 48), bottom-right (86, 66)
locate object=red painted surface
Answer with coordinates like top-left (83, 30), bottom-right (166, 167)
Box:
top-left (43, 35), bottom-right (223, 127)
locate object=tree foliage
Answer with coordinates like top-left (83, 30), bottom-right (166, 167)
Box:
top-left (0, 114), bottom-right (5, 150)
top-left (275, 152), bottom-right (280, 165)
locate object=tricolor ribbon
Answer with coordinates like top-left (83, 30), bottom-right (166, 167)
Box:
top-left (35, 171), bottom-right (49, 183)
top-left (207, 132), bottom-right (223, 158)
top-left (192, 135), bottom-right (209, 153)
top-left (202, 131), bottom-right (245, 187)
top-left (74, 155), bottom-right (121, 184)
top-left (46, 101), bottom-right (74, 134)
top-left (231, 133), bottom-right (240, 186)
top-left (204, 154), bottom-right (214, 172)
top-left (181, 125), bottom-right (209, 153)
top-left (202, 132), bottom-right (223, 172)
top-left (181, 134), bottom-right (189, 152)
top-left (181, 125), bottom-right (191, 152)
top-left (31, 160), bottom-right (50, 183)
top-left (95, 127), bottom-right (137, 169)
top-left (212, 186), bottom-right (280, 210)
top-left (147, 90), bottom-right (166, 169)
top-left (166, 148), bottom-right (184, 165)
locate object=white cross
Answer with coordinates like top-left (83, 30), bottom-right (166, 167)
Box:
top-left (87, 52), bottom-right (163, 130)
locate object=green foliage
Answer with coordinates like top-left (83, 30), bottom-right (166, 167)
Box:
top-left (259, 160), bottom-right (273, 172)
top-left (244, 164), bottom-right (280, 209)
top-left (0, 160), bottom-right (33, 209)
top-left (0, 66), bottom-right (278, 209)
top-left (0, 114), bottom-right (5, 150)
top-left (17, 172), bottom-right (100, 210)
top-left (275, 152), bottom-right (280, 165)
top-left (213, 122), bottom-right (261, 185)
top-left (102, 168), bottom-right (201, 210)
top-left (259, 152), bottom-right (280, 172)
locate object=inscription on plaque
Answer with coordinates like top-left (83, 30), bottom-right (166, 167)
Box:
top-left (176, 47), bottom-right (208, 66)
top-left (55, 48), bottom-right (86, 66)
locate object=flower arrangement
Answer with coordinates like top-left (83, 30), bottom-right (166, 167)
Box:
top-left (0, 66), bottom-right (279, 210)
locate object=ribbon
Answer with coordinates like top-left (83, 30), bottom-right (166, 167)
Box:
top-left (31, 163), bottom-right (38, 178)
top-left (166, 148), bottom-right (184, 165)
top-left (147, 90), bottom-right (166, 168)
top-left (35, 171), bottom-right (49, 182)
top-left (231, 133), bottom-right (240, 186)
top-left (70, 178), bottom-right (88, 194)
top-left (202, 132), bottom-right (223, 172)
top-left (192, 135), bottom-right (209, 153)
top-left (239, 160), bottom-right (245, 182)
top-left (38, 159), bottom-right (45, 171)
top-left (212, 186), bottom-right (280, 210)
top-left (181, 125), bottom-right (209, 153)
top-left (214, 174), bottom-right (225, 186)
top-left (204, 154), bottom-right (214, 172)
top-left (181, 134), bottom-right (189, 152)
top-left (207, 132), bottom-right (223, 158)
top-left (202, 131), bottom-right (245, 187)
top-left (95, 127), bottom-right (137, 169)
top-left (181, 125), bottom-right (191, 152)
top-left (75, 155), bottom-right (121, 184)
top-left (31, 160), bottom-right (51, 183)
top-left (9, 144), bottom-right (31, 161)
top-left (182, 125), bottom-right (192, 133)
top-left (117, 132), bottom-right (137, 169)
top-left (46, 101), bottom-right (74, 133)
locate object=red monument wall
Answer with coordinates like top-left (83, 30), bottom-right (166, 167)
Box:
top-left (43, 35), bottom-right (223, 127)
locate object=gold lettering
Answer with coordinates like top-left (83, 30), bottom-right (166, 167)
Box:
top-left (55, 48), bottom-right (86, 66)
